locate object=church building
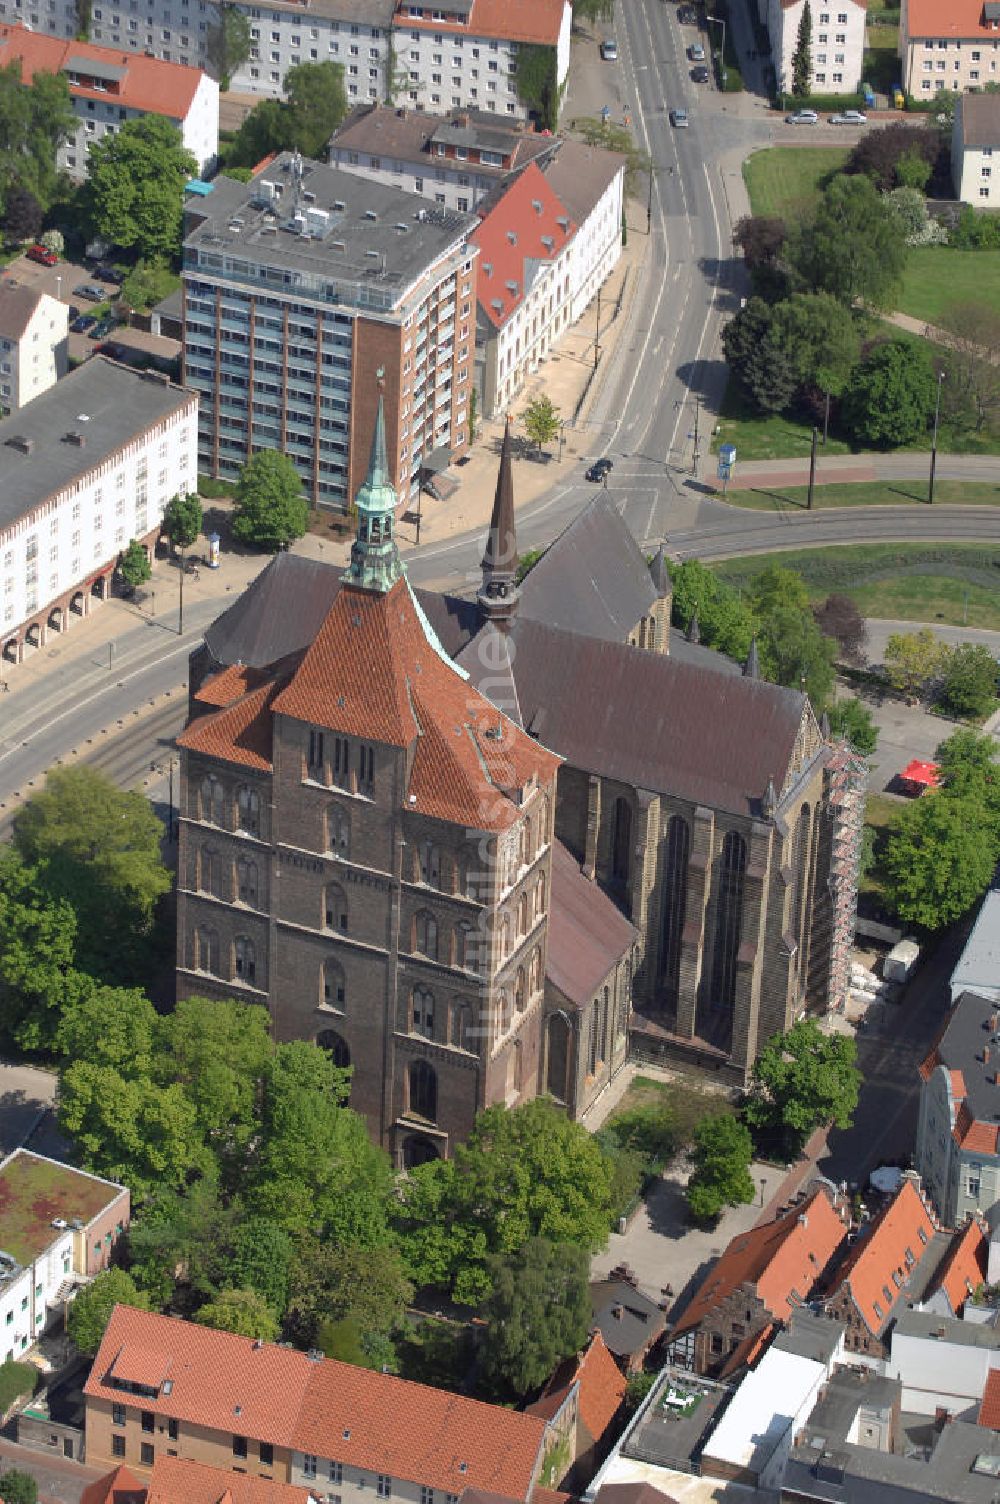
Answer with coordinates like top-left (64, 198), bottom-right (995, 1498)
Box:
top-left (174, 407), bottom-right (863, 1162)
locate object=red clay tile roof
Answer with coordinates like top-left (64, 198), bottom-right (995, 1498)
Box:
top-left (906, 0), bottom-right (997, 39)
top-left (194, 663), bottom-right (271, 710)
top-left (0, 23), bottom-right (206, 114)
top-left (828, 1180), bottom-right (936, 1336)
top-left (980, 1368), bottom-right (1000, 1430)
top-left (80, 1466), bottom-right (146, 1504)
top-left (934, 1220), bottom-right (988, 1315)
top-left (949, 1069), bottom-right (967, 1099)
top-left (178, 678), bottom-right (285, 772)
top-left (918, 1047), bottom-right (940, 1083)
top-left (146, 1457), bottom-right (313, 1504)
top-left (86, 1308), bottom-right (546, 1500)
top-left (269, 577), bottom-right (559, 831)
top-left (527, 1332), bottom-right (625, 1444)
top-left (393, 0), bottom-right (567, 48)
top-left (670, 1188), bottom-right (848, 1339)
top-left (532, 1491), bottom-right (574, 1504)
top-left (954, 1099), bottom-right (1000, 1155)
top-left (471, 163), bottom-right (576, 330)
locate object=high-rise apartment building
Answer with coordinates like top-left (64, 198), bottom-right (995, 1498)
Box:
top-left (182, 154), bottom-right (477, 509)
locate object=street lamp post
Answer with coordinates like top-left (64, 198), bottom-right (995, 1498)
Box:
top-left (706, 14), bottom-right (726, 86)
top-left (779, 71), bottom-right (786, 113)
top-left (558, 421), bottom-right (565, 463)
top-left (646, 162), bottom-right (654, 235)
top-left (929, 370), bottom-right (945, 505)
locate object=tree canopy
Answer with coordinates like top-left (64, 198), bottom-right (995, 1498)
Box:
top-left (0, 63), bottom-right (76, 213)
top-left (66, 1268), bottom-right (149, 1355)
top-left (826, 697), bottom-right (878, 755)
top-left (522, 394), bottom-right (561, 451)
top-left (791, 0), bottom-right (813, 97)
top-left (85, 115), bottom-right (197, 257)
top-left (883, 627), bottom-right (949, 700)
top-left (161, 491), bottom-right (204, 552)
top-left (790, 174), bottom-right (907, 312)
top-left (228, 61), bottom-right (347, 165)
top-left (118, 539), bottom-right (152, 592)
top-left (206, 2), bottom-right (252, 85)
top-left (231, 450), bottom-right (309, 551)
top-left (685, 1113), bottom-right (755, 1223)
top-left (842, 339), bottom-right (935, 448)
top-left (478, 1238), bottom-right (591, 1400)
top-left (194, 1287), bottom-right (280, 1341)
top-left (882, 791), bottom-right (998, 930)
top-left (744, 1019), bottom-right (861, 1154)
top-left (939, 642), bottom-right (999, 721)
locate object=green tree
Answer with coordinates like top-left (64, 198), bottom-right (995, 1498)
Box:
top-left (827, 697), bottom-right (879, 755)
top-left (118, 539), bottom-right (152, 592)
top-left (120, 258), bottom-right (178, 314)
top-left (206, 1), bottom-right (252, 86)
top-left (935, 728), bottom-right (1000, 796)
top-left (0, 1471), bottom-right (38, 1504)
top-left (227, 99), bottom-right (291, 170)
top-left (395, 1099), bottom-right (613, 1305)
top-left (744, 1018), bottom-right (861, 1154)
top-left (2, 185), bottom-right (41, 242)
top-left (883, 627), bottom-right (950, 700)
top-left (55, 984), bottom-right (158, 1073)
top-left (127, 1174), bottom-right (241, 1308)
top-left (286, 1237), bottom-right (413, 1353)
top-left (515, 44), bottom-right (558, 131)
top-left (791, 0), bottom-right (813, 97)
top-left (0, 66), bottom-right (76, 210)
top-left (772, 291), bottom-right (860, 398)
top-left (882, 792), bottom-right (998, 930)
top-left (842, 340), bottom-right (935, 447)
top-left (66, 1268), bottom-right (149, 1355)
top-left (13, 765), bottom-right (171, 983)
top-left (685, 1113), bottom-right (755, 1223)
top-left (0, 847), bottom-right (86, 1052)
top-left (721, 297), bottom-right (798, 413)
top-left (938, 304), bottom-right (1000, 434)
top-left (479, 1238), bottom-right (591, 1401)
top-left (195, 1287), bottom-right (280, 1341)
top-left (791, 174), bottom-right (907, 312)
top-left (231, 449), bottom-right (308, 552)
top-left (317, 1315), bottom-right (369, 1366)
top-left (284, 61), bottom-right (349, 157)
top-left (522, 394), bottom-right (561, 452)
top-left (228, 1218), bottom-right (293, 1316)
top-left (161, 490), bottom-right (203, 551)
top-left (159, 996), bottom-right (273, 1165)
top-left (813, 594), bottom-right (867, 665)
top-left (895, 150), bottom-right (932, 192)
top-left (669, 558), bottom-right (755, 662)
top-left (85, 115), bottom-right (197, 257)
top-left (58, 1061), bottom-right (212, 1193)
top-left (748, 567), bottom-right (835, 707)
top-left (939, 642), bottom-right (1000, 721)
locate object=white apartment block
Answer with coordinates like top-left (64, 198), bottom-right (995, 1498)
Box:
top-left (901, 0), bottom-right (1000, 95)
top-left (0, 1149), bottom-right (129, 1364)
top-left (471, 160), bottom-right (575, 417)
top-left (0, 358), bottom-right (197, 667)
top-left (0, 0), bottom-right (394, 103)
top-left (539, 138), bottom-right (625, 325)
top-left (0, 286), bottom-right (68, 416)
top-left (953, 92), bottom-right (1000, 203)
top-left (0, 23), bottom-right (218, 175)
top-left (761, 0), bottom-right (866, 94)
top-left (390, 0), bottom-right (572, 121)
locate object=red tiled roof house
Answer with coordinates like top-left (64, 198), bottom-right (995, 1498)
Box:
top-left (527, 1332), bottom-right (627, 1492)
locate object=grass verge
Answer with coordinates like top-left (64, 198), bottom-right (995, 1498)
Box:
top-left (742, 146), bottom-right (849, 219)
top-left (721, 479), bottom-right (1000, 510)
top-left (897, 246), bottom-right (1000, 325)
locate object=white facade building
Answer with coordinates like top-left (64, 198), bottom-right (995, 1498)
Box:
top-left (0, 286), bottom-right (68, 416)
top-left (0, 0), bottom-right (393, 104)
top-left (953, 97), bottom-right (1000, 208)
top-left (0, 24), bottom-right (218, 176)
top-left (0, 358), bottom-right (198, 667)
top-left (539, 139), bottom-right (625, 324)
top-left (762, 0), bottom-right (866, 95)
top-left (888, 1308), bottom-right (1000, 1419)
top-left (391, 0), bottom-right (572, 121)
top-left (0, 1149), bottom-right (129, 1364)
top-left (471, 160), bottom-right (575, 417)
top-left (901, 0), bottom-right (1000, 97)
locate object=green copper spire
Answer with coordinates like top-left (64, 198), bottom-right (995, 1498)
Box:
top-left (344, 373), bottom-right (404, 593)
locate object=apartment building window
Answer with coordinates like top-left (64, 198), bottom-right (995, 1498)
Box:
top-left (141, 1412), bottom-right (154, 1434)
top-left (140, 1444), bottom-right (154, 1467)
top-left (112, 1404), bottom-right (126, 1427)
top-left (112, 1436), bottom-right (126, 1459)
top-left (260, 1443), bottom-right (274, 1466)
top-left (329, 1462), bottom-right (343, 1484)
top-left (234, 1436), bottom-right (248, 1458)
top-left (421, 1488), bottom-right (435, 1504)
top-left (303, 1456), bottom-right (318, 1479)
top-left (969, 1172), bottom-right (982, 1196)
top-left (168, 1419), bottom-right (178, 1440)
top-left (308, 729), bottom-right (325, 779)
top-left (377, 1478), bottom-right (392, 1498)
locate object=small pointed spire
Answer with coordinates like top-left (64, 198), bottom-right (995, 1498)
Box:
top-left (478, 417), bottom-right (519, 625)
top-left (762, 777), bottom-right (776, 819)
top-left (820, 710), bottom-right (831, 739)
top-left (344, 369), bottom-right (404, 594)
top-left (744, 636), bottom-right (760, 679)
top-left (686, 609), bottom-right (700, 645)
top-left (649, 543), bottom-right (672, 599)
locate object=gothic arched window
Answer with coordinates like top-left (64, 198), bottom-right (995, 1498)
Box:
top-left (412, 986), bottom-right (435, 1039)
top-left (236, 784), bottom-right (261, 837)
top-left (324, 883), bottom-right (348, 933)
top-left (612, 797), bottom-right (632, 885)
top-left (711, 831), bottom-right (747, 1011)
top-left (414, 909), bottom-right (438, 960)
top-left (659, 815), bottom-right (691, 999)
top-left (234, 935), bottom-right (256, 985)
top-left (455, 921), bottom-right (475, 971)
top-left (793, 805), bottom-right (812, 959)
top-left (589, 998), bottom-right (600, 1074)
top-left (408, 1060), bottom-right (437, 1122)
top-left (322, 958), bottom-right (346, 1011)
top-left (326, 804), bottom-right (350, 857)
top-left (237, 857), bottom-right (258, 906)
top-left (419, 841), bottom-right (441, 888)
top-left (194, 925), bottom-right (219, 975)
top-left (200, 774), bottom-right (223, 826)
top-left (317, 1029), bottom-right (350, 1070)
top-left (514, 966), bottom-right (526, 1012)
top-left (199, 846), bottom-right (223, 897)
top-left (451, 1000), bottom-right (473, 1050)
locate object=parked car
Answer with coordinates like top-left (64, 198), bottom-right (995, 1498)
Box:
top-left (600, 38), bottom-right (618, 60)
top-left (26, 244), bottom-right (58, 266)
top-left (74, 283), bottom-right (105, 301)
top-left (688, 41), bottom-right (706, 60)
top-left (677, 4), bottom-right (697, 21)
top-left (829, 109), bottom-right (867, 124)
top-left (786, 109), bottom-right (819, 124)
top-left (691, 64), bottom-right (710, 82)
top-left (669, 107), bottom-right (690, 127)
top-left (95, 340), bottom-right (129, 360)
top-left (94, 264), bottom-right (124, 285)
top-left (586, 457), bottom-right (613, 482)
top-left (88, 316), bottom-right (117, 340)
top-left (70, 312), bottom-right (97, 333)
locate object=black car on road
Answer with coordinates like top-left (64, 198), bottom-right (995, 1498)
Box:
top-left (586, 457), bottom-right (613, 482)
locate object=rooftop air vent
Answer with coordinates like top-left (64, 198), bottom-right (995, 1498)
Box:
top-left (364, 208), bottom-right (378, 220)
top-left (541, 234), bottom-right (554, 249)
top-left (482, 261), bottom-right (492, 276)
top-left (506, 229), bottom-right (517, 244)
top-left (505, 279), bottom-right (518, 293)
top-left (557, 215), bottom-right (570, 230)
top-left (531, 198), bottom-right (542, 213)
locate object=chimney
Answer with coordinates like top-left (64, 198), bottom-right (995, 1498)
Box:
top-left (6, 434), bottom-right (32, 454)
top-left (991, 1011), bottom-right (998, 1032)
top-left (63, 431), bottom-right (85, 447)
top-left (986, 1045), bottom-right (991, 1066)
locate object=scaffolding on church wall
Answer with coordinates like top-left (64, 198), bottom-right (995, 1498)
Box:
top-left (824, 739), bottom-right (868, 1014)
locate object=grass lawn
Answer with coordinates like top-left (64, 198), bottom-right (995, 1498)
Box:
top-left (742, 146), bottom-right (849, 219)
top-left (713, 542), bottom-right (1000, 629)
top-left (606, 1074), bottom-right (732, 1145)
top-left (721, 479), bottom-right (1000, 509)
top-left (712, 382), bottom-right (854, 460)
top-left (897, 246), bottom-right (1000, 325)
